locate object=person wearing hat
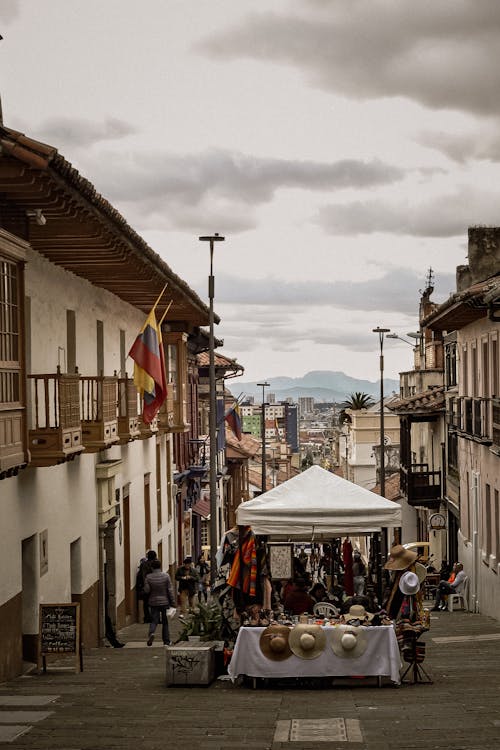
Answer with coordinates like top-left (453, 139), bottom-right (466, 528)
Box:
top-left (175, 556), bottom-right (199, 614)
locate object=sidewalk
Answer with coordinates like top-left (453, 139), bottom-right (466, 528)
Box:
top-left (0, 608), bottom-right (499, 749)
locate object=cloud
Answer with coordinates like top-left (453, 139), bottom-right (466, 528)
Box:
top-left (214, 266), bottom-right (456, 314)
top-left (93, 149), bottom-right (404, 203)
top-left (317, 187), bottom-right (500, 237)
top-left (417, 126), bottom-right (500, 163)
top-left (35, 116), bottom-right (138, 147)
top-left (77, 147), bottom-right (403, 233)
top-left (198, 1), bottom-right (500, 116)
top-left (0, 0), bottom-right (20, 23)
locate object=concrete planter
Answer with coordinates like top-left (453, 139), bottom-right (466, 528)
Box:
top-left (165, 642), bottom-right (216, 686)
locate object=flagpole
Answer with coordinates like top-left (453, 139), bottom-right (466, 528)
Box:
top-left (152, 283), bottom-right (168, 311)
top-left (158, 300), bottom-right (173, 327)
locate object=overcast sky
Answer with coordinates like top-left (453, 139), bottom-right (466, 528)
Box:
top-left (2, 0), bottom-right (499, 382)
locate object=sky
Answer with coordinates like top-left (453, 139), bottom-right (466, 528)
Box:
top-left (2, 0), bottom-right (500, 382)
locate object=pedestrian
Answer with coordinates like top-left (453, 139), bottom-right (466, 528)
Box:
top-left (431, 562), bottom-right (467, 611)
top-left (283, 577), bottom-right (315, 616)
top-left (352, 550), bottom-right (367, 596)
top-left (136, 550), bottom-right (157, 623)
top-left (175, 556), bottom-right (199, 614)
top-left (143, 559), bottom-right (175, 646)
top-left (196, 553), bottom-right (210, 604)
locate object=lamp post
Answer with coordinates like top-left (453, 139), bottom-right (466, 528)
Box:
top-left (257, 381), bottom-right (270, 494)
top-left (199, 233), bottom-right (225, 585)
top-left (373, 326), bottom-right (390, 604)
top-left (372, 327), bottom-right (390, 499)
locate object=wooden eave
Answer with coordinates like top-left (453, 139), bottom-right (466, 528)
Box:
top-left (424, 277), bottom-right (500, 332)
top-left (0, 127), bottom-right (216, 326)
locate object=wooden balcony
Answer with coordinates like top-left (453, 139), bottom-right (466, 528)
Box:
top-left (0, 405), bottom-right (28, 478)
top-left (157, 388), bottom-right (175, 433)
top-left (80, 375), bottom-right (119, 452)
top-left (117, 376), bottom-right (141, 444)
top-left (138, 414), bottom-right (159, 438)
top-left (400, 463), bottom-right (441, 509)
top-left (28, 370), bottom-right (84, 467)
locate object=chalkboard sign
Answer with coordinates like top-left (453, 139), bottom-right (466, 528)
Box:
top-left (38, 603), bottom-right (81, 673)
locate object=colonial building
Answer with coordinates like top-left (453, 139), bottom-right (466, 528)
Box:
top-left (0, 123), bottom-right (212, 680)
top-left (424, 228), bottom-right (500, 618)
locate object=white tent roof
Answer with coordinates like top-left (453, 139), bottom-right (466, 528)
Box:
top-left (235, 464), bottom-right (401, 538)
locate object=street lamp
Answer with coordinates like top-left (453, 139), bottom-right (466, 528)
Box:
top-left (199, 232), bottom-right (225, 585)
top-left (373, 326), bottom-right (390, 604)
top-left (256, 381), bottom-right (270, 494)
top-left (372, 327), bottom-right (390, 499)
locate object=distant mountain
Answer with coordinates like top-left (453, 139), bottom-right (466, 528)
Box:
top-left (227, 370), bottom-right (399, 404)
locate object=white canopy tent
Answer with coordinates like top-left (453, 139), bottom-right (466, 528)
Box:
top-left (235, 464), bottom-right (401, 538)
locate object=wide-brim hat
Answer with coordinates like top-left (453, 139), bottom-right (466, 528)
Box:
top-left (331, 625), bottom-right (367, 659)
top-left (289, 624), bottom-right (326, 660)
top-left (347, 604), bottom-right (374, 622)
top-left (259, 625), bottom-right (293, 661)
top-left (384, 545), bottom-right (418, 571)
top-left (399, 571), bottom-right (420, 596)
top-left (415, 562), bottom-right (427, 584)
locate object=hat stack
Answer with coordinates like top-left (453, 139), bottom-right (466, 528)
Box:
top-left (289, 624), bottom-right (326, 660)
top-left (384, 545), bottom-right (417, 571)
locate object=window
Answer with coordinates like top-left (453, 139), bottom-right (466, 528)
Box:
top-left (447, 429), bottom-right (458, 473)
top-left (445, 341), bottom-right (457, 388)
top-left (494, 489), bottom-right (499, 562)
top-left (0, 257), bottom-right (21, 406)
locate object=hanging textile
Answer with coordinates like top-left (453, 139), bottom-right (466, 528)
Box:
top-left (342, 537), bottom-right (354, 596)
top-left (227, 526), bottom-right (257, 597)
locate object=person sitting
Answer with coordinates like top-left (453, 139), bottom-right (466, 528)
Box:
top-left (283, 577), bottom-right (315, 615)
top-left (431, 563), bottom-right (466, 611)
top-left (309, 582), bottom-right (328, 604)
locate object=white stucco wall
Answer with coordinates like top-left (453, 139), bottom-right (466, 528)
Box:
top-left (1, 248), bottom-right (177, 633)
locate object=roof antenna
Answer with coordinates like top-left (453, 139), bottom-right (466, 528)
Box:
top-left (419, 267), bottom-right (434, 300)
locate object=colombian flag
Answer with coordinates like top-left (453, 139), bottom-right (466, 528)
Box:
top-left (225, 404), bottom-right (242, 441)
top-left (129, 308), bottom-right (167, 423)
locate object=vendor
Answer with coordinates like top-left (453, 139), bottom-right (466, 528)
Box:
top-left (283, 577), bottom-right (315, 615)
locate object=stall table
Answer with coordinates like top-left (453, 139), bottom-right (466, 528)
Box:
top-left (228, 625), bottom-right (401, 686)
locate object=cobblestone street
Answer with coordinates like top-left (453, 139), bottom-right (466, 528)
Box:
top-left (1, 608), bottom-right (499, 750)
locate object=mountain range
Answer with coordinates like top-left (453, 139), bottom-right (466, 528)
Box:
top-left (227, 370), bottom-right (400, 404)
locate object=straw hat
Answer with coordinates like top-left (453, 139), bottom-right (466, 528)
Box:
top-left (259, 625), bottom-right (292, 661)
top-left (331, 625), bottom-right (368, 659)
top-left (415, 562), bottom-right (427, 584)
top-left (289, 624), bottom-right (326, 660)
top-left (399, 571), bottom-right (420, 596)
top-left (384, 544), bottom-right (417, 571)
top-left (347, 604), bottom-right (374, 622)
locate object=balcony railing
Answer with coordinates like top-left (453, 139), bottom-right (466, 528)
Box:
top-left (80, 375), bottom-right (119, 452)
top-left (400, 463), bottom-right (441, 509)
top-left (28, 370), bottom-right (84, 466)
top-left (117, 376), bottom-right (141, 443)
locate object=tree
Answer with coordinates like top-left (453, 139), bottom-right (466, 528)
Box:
top-left (339, 392), bottom-right (374, 424)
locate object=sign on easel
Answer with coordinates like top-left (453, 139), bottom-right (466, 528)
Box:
top-left (38, 603), bottom-right (82, 673)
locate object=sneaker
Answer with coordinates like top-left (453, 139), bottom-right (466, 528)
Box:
top-left (147, 635), bottom-right (154, 646)
top-left (163, 641), bottom-right (171, 646)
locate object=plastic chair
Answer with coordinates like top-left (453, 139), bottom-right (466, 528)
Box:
top-left (313, 602), bottom-right (339, 618)
top-left (448, 576), bottom-right (469, 612)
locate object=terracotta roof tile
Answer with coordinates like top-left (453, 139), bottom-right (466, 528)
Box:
top-left (389, 385), bottom-right (445, 414)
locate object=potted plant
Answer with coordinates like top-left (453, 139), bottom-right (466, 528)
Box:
top-left (178, 601), bottom-right (224, 643)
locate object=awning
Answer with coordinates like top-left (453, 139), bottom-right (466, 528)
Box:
top-left (192, 497), bottom-right (211, 518)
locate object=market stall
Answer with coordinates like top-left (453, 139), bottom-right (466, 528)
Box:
top-left (228, 623), bottom-right (401, 685)
top-left (235, 464), bottom-right (402, 537)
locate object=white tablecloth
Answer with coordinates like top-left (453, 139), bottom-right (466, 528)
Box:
top-left (228, 625), bottom-right (401, 684)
